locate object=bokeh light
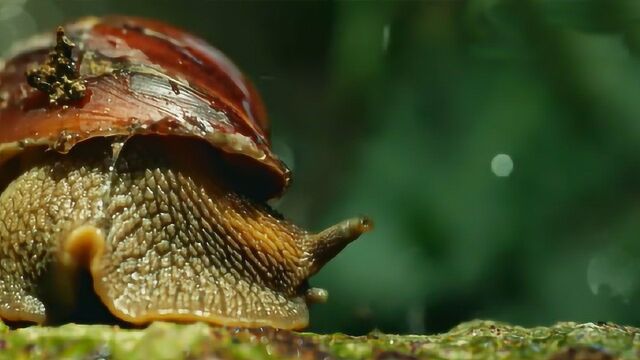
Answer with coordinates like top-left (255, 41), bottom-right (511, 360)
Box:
top-left (491, 154), bottom-right (514, 177)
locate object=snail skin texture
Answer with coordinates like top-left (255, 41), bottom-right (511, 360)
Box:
top-left (0, 16), bottom-right (371, 329)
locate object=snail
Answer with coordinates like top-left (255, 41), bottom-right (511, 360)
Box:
top-left (0, 16), bottom-right (371, 329)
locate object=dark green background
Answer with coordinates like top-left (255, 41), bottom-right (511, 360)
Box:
top-left (2, 0), bottom-right (640, 335)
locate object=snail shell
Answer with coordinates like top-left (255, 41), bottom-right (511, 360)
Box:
top-left (0, 16), bottom-right (371, 329)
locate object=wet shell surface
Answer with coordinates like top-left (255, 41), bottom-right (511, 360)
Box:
top-left (0, 16), bottom-right (285, 199)
top-left (0, 16), bottom-right (371, 329)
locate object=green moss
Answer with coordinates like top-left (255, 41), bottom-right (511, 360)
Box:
top-left (0, 320), bottom-right (637, 359)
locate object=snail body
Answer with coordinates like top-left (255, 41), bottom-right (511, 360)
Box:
top-left (0, 16), bottom-right (370, 329)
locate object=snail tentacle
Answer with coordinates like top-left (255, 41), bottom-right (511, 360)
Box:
top-left (302, 217), bottom-right (373, 277)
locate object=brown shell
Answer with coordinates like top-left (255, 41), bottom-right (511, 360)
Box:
top-left (0, 16), bottom-right (289, 199)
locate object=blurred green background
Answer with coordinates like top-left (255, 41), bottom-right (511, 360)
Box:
top-left (3, 0), bottom-right (640, 335)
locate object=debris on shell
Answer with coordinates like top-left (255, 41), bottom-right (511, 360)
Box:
top-left (25, 27), bottom-right (86, 105)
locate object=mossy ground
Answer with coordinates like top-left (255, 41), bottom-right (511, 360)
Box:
top-left (0, 320), bottom-right (637, 359)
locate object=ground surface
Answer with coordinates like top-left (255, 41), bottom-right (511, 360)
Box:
top-left (0, 320), bottom-right (637, 359)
